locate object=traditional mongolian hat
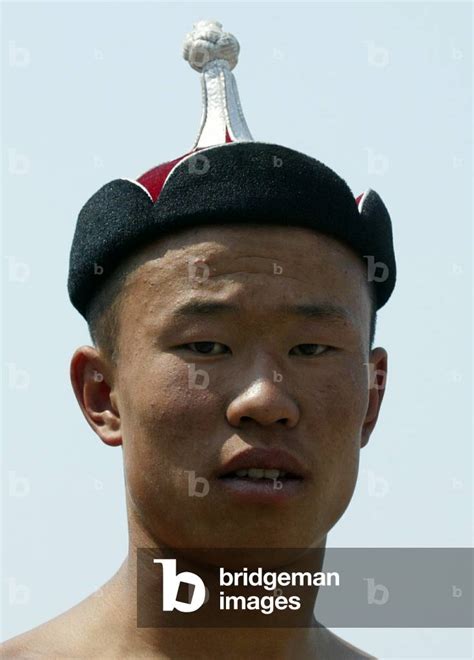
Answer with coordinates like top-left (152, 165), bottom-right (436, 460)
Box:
top-left (68, 19), bottom-right (396, 318)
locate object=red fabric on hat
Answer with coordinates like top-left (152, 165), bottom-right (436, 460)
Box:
top-left (137, 152), bottom-right (195, 203)
top-left (137, 132), bottom-right (235, 203)
top-left (138, 138), bottom-right (362, 205)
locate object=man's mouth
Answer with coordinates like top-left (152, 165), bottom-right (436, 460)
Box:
top-left (219, 468), bottom-right (302, 481)
top-left (215, 447), bottom-right (308, 481)
top-left (217, 468), bottom-right (305, 505)
top-left (215, 448), bottom-right (307, 504)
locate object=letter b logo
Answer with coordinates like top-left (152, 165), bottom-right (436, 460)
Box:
top-left (153, 559), bottom-right (206, 612)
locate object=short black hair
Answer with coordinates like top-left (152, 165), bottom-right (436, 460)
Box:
top-left (368, 280), bottom-right (378, 349)
top-left (86, 265), bottom-right (128, 365)
top-left (86, 266), bottom-right (378, 365)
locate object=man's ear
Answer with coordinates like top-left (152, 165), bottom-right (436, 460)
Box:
top-left (361, 347), bottom-right (388, 448)
top-left (70, 345), bottom-right (122, 447)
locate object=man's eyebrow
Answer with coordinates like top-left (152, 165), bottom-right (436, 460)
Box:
top-left (170, 300), bottom-right (352, 324)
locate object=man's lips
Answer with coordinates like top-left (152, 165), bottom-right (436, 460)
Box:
top-left (215, 447), bottom-right (309, 480)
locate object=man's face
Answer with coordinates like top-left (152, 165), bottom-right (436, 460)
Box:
top-left (88, 225), bottom-right (386, 549)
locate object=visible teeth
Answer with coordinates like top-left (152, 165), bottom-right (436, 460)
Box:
top-left (232, 468), bottom-right (287, 479)
top-left (248, 468), bottom-right (265, 478)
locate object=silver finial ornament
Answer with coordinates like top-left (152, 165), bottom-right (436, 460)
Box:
top-left (183, 19), bottom-right (254, 149)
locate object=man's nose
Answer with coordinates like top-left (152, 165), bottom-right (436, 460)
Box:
top-left (226, 378), bottom-right (300, 429)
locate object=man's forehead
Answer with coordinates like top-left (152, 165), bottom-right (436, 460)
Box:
top-left (123, 224), bottom-right (366, 286)
top-left (115, 225), bottom-right (371, 335)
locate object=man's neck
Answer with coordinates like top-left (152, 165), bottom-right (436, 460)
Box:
top-left (91, 542), bottom-right (333, 659)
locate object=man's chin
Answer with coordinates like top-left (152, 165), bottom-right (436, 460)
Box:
top-left (164, 545), bottom-right (317, 571)
top-left (179, 519), bottom-right (321, 554)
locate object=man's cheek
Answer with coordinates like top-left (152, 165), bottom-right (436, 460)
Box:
top-left (324, 368), bottom-right (368, 424)
top-left (132, 360), bottom-right (218, 409)
top-left (304, 375), bottom-right (361, 422)
top-left (123, 406), bottom-right (216, 493)
top-left (305, 381), bottom-right (365, 483)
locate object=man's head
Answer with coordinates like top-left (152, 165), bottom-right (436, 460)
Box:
top-left (70, 224), bottom-right (387, 550)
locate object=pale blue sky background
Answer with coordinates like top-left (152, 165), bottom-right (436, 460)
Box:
top-left (2, 2), bottom-right (472, 657)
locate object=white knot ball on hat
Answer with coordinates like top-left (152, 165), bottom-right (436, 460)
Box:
top-left (183, 19), bottom-right (240, 72)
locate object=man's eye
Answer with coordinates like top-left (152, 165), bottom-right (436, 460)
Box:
top-left (183, 342), bottom-right (230, 355)
top-left (290, 344), bottom-right (330, 357)
top-left (180, 343), bottom-right (330, 356)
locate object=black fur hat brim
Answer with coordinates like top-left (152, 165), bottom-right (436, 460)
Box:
top-left (68, 142), bottom-right (396, 318)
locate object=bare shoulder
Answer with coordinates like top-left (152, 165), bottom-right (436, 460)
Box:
top-left (1, 619), bottom-right (74, 658)
top-left (313, 623), bottom-right (378, 660)
top-left (0, 609), bottom-right (97, 659)
top-left (1, 567), bottom-right (130, 659)
top-left (1, 627), bottom-right (57, 658)
top-left (0, 591), bottom-right (111, 659)
top-left (330, 630), bottom-right (377, 659)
